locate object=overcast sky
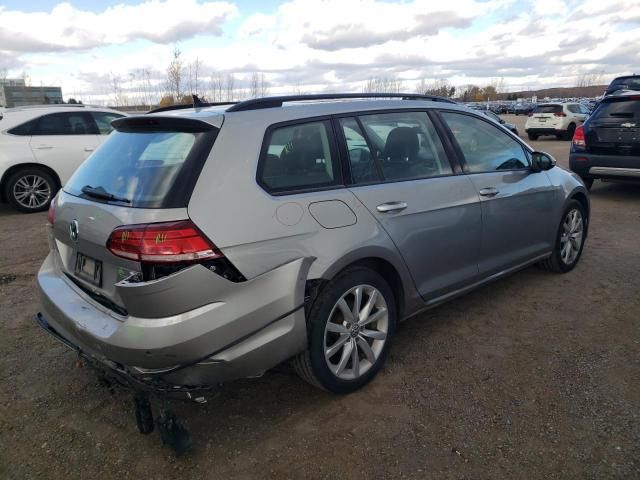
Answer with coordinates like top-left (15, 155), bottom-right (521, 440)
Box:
top-left (1, 0), bottom-right (638, 102)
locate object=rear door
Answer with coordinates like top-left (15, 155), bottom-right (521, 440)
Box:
top-left (439, 111), bottom-right (558, 277)
top-left (338, 111), bottom-right (482, 302)
top-left (29, 112), bottom-right (99, 185)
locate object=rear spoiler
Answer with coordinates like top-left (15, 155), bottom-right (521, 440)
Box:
top-left (111, 116), bottom-right (216, 133)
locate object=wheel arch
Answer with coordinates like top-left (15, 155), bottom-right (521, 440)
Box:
top-left (570, 189), bottom-right (590, 225)
top-left (309, 248), bottom-right (419, 320)
top-left (0, 163), bottom-right (61, 202)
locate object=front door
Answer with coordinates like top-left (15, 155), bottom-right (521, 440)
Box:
top-left (439, 111), bottom-right (558, 277)
top-left (337, 112), bottom-right (482, 302)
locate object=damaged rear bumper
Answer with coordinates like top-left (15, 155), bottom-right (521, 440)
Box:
top-left (36, 253), bottom-right (313, 391)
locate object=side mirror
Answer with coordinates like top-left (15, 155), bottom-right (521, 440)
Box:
top-left (531, 151), bottom-right (556, 172)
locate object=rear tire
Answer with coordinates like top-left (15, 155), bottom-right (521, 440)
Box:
top-left (293, 267), bottom-right (396, 393)
top-left (538, 200), bottom-right (587, 273)
top-left (580, 177), bottom-right (594, 190)
top-left (3, 168), bottom-right (56, 213)
top-left (563, 123), bottom-right (576, 141)
top-left (527, 133), bottom-right (538, 140)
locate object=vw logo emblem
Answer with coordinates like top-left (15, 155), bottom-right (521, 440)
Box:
top-left (69, 219), bottom-right (79, 242)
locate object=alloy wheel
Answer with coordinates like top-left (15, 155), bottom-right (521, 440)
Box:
top-left (560, 208), bottom-right (584, 265)
top-left (13, 174), bottom-right (52, 210)
top-left (323, 284), bottom-right (389, 380)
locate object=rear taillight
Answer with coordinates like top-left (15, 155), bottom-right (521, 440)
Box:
top-left (573, 125), bottom-right (586, 147)
top-left (47, 202), bottom-right (55, 225)
top-left (554, 112), bottom-right (567, 117)
top-left (107, 220), bottom-right (222, 264)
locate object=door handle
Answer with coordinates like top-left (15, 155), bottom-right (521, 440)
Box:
top-left (84, 147), bottom-right (95, 152)
top-left (33, 145), bottom-right (53, 150)
top-left (377, 201), bottom-right (408, 213)
top-left (478, 187), bottom-right (499, 197)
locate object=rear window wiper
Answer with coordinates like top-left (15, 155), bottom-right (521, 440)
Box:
top-left (81, 185), bottom-right (131, 204)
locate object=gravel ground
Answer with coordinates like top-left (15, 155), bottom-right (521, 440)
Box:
top-left (0, 115), bottom-right (638, 479)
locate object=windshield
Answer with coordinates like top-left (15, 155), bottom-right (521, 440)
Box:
top-left (65, 129), bottom-right (215, 208)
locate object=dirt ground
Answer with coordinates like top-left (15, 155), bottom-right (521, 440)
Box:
top-left (0, 114), bottom-right (638, 479)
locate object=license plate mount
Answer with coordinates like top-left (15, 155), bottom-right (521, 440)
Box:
top-left (75, 253), bottom-right (103, 287)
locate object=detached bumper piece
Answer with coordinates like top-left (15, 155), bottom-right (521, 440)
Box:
top-left (37, 313), bottom-right (196, 455)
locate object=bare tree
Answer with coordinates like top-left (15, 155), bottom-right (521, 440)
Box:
top-left (138, 68), bottom-right (154, 107)
top-left (110, 72), bottom-right (127, 107)
top-left (224, 73), bottom-right (236, 102)
top-left (575, 70), bottom-right (605, 88)
top-left (166, 46), bottom-right (184, 100)
top-left (248, 72), bottom-right (269, 98)
top-left (208, 72), bottom-right (224, 102)
top-left (362, 76), bottom-right (403, 94)
top-left (416, 78), bottom-right (455, 98)
top-left (187, 57), bottom-right (202, 96)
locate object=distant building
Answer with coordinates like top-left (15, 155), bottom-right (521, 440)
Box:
top-left (0, 79), bottom-right (63, 108)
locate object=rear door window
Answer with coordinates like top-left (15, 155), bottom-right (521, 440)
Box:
top-left (33, 112), bottom-right (96, 135)
top-left (356, 111), bottom-right (452, 181)
top-left (441, 112), bottom-right (529, 172)
top-left (64, 123), bottom-right (216, 208)
top-left (260, 120), bottom-right (340, 192)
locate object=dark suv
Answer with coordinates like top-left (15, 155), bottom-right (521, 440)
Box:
top-left (570, 91), bottom-right (640, 189)
top-left (604, 75), bottom-right (640, 96)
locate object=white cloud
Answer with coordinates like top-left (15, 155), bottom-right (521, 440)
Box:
top-left (1, 0), bottom-right (638, 101)
top-left (0, 0), bottom-right (237, 52)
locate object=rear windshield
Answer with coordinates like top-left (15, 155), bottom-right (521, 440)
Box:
top-left (65, 129), bottom-right (216, 208)
top-left (607, 77), bottom-right (640, 93)
top-left (593, 98), bottom-right (640, 119)
top-left (534, 105), bottom-right (562, 114)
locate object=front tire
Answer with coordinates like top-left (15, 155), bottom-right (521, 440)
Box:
top-left (539, 200), bottom-right (587, 273)
top-left (4, 168), bottom-right (56, 213)
top-left (527, 132), bottom-right (538, 140)
top-left (293, 268), bottom-right (396, 393)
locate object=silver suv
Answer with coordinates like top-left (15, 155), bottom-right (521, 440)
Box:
top-left (37, 93), bottom-right (589, 398)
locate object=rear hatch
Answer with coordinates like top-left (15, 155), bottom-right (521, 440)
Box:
top-left (528, 104), bottom-right (563, 127)
top-left (50, 115), bottom-right (221, 313)
top-left (585, 96), bottom-right (640, 156)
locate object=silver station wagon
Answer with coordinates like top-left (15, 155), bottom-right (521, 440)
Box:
top-left (37, 93), bottom-right (589, 449)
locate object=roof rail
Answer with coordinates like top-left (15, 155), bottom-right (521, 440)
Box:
top-left (5, 103), bottom-right (89, 111)
top-left (147, 94), bottom-right (236, 114)
top-left (226, 93), bottom-right (456, 112)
